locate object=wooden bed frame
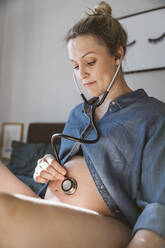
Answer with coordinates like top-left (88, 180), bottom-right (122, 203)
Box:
top-left (26, 122), bottom-right (65, 145)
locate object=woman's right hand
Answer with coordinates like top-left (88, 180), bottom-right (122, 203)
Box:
top-left (33, 154), bottom-right (67, 184)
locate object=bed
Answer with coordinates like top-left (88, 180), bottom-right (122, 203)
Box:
top-left (6, 122), bottom-right (65, 193)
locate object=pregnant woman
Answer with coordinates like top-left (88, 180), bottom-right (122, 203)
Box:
top-left (0, 2), bottom-right (165, 248)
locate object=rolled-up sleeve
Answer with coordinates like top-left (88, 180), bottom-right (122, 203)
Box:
top-left (133, 203), bottom-right (165, 238)
top-left (133, 114), bottom-right (165, 238)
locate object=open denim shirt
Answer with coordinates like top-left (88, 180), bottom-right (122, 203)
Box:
top-left (59, 89), bottom-right (165, 238)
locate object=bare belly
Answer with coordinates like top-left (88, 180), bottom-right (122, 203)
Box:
top-left (44, 156), bottom-right (113, 217)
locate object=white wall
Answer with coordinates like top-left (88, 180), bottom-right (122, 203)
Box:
top-left (0, 0), bottom-right (164, 140)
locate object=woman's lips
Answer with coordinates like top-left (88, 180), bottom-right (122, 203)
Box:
top-left (83, 81), bottom-right (96, 87)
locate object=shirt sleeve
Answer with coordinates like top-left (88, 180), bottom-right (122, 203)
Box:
top-left (133, 114), bottom-right (165, 238)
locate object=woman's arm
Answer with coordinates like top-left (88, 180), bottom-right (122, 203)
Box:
top-left (127, 230), bottom-right (165, 248)
top-left (128, 115), bottom-right (165, 246)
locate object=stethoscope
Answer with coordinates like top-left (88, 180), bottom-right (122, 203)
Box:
top-left (38, 62), bottom-right (121, 197)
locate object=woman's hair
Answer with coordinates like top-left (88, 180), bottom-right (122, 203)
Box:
top-left (65, 1), bottom-right (128, 56)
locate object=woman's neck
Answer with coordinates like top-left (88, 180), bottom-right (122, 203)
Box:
top-left (95, 75), bottom-right (132, 120)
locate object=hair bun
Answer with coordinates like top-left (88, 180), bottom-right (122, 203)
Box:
top-left (87, 1), bottom-right (112, 17)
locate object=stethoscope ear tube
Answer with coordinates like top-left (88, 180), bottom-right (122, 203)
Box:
top-left (73, 62), bottom-right (121, 107)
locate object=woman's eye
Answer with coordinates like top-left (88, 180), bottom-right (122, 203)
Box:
top-left (88, 61), bottom-right (96, 66)
top-left (73, 65), bottom-right (79, 70)
top-left (72, 61), bottom-right (96, 70)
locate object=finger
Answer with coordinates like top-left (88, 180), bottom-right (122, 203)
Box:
top-left (39, 161), bottom-right (49, 170)
top-left (42, 154), bottom-right (54, 163)
top-left (39, 170), bottom-right (62, 181)
top-left (34, 176), bottom-right (48, 184)
top-left (35, 155), bottom-right (66, 182)
top-left (50, 160), bottom-right (66, 175)
top-left (36, 159), bottom-right (50, 174)
top-left (33, 166), bottom-right (43, 181)
top-left (47, 166), bottom-right (65, 181)
top-left (44, 154), bottom-right (67, 175)
top-left (33, 168), bottom-right (48, 182)
top-left (33, 163), bottom-right (50, 182)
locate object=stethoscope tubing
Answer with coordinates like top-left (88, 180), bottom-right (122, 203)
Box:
top-left (51, 104), bottom-right (99, 164)
top-left (38, 63), bottom-right (121, 197)
top-left (73, 62), bottom-right (121, 107)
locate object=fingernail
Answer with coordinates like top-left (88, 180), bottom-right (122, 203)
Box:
top-left (61, 169), bottom-right (66, 175)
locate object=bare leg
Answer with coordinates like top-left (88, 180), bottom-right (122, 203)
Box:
top-left (0, 193), bottom-right (131, 248)
top-left (0, 161), bottom-right (37, 197)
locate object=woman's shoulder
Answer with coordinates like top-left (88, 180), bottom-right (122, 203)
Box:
top-left (128, 93), bottom-right (165, 133)
top-left (139, 94), bottom-right (165, 118)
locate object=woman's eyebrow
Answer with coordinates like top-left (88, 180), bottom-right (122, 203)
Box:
top-left (70, 51), bottom-right (96, 62)
top-left (81, 51), bottom-right (96, 58)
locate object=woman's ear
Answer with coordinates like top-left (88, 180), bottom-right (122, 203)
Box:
top-left (115, 46), bottom-right (124, 65)
top-left (115, 55), bottom-right (121, 65)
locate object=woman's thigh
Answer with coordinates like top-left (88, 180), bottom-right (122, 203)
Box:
top-left (0, 161), bottom-right (37, 197)
top-left (0, 193), bottom-right (131, 248)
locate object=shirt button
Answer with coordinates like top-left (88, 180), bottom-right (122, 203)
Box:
top-left (109, 108), bottom-right (112, 112)
top-left (112, 101), bottom-right (115, 105)
top-left (100, 185), bottom-right (104, 190)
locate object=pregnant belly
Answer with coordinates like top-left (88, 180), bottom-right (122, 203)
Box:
top-left (44, 156), bottom-right (113, 217)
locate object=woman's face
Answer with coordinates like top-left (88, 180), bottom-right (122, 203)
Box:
top-left (67, 35), bottom-right (119, 97)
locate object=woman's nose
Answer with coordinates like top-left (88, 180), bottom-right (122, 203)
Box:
top-left (79, 65), bottom-right (88, 79)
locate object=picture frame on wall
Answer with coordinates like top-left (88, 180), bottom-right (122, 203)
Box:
top-left (0, 122), bottom-right (24, 159)
top-left (118, 6), bottom-right (165, 74)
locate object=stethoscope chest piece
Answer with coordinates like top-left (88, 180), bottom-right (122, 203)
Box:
top-left (61, 177), bottom-right (77, 195)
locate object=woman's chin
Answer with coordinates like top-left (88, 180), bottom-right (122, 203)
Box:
top-left (86, 90), bottom-right (101, 98)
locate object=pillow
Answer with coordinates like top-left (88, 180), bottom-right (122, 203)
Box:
top-left (17, 175), bottom-right (43, 193)
top-left (7, 140), bottom-right (60, 177)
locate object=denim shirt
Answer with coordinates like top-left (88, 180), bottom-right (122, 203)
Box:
top-left (59, 89), bottom-right (165, 238)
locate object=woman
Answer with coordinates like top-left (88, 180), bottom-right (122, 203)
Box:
top-left (0, 1), bottom-right (165, 247)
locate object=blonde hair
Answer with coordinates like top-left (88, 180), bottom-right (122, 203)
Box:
top-left (65, 1), bottom-right (127, 56)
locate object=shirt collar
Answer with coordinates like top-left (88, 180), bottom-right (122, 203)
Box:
top-left (110, 88), bottom-right (148, 112)
top-left (83, 89), bottom-right (148, 115)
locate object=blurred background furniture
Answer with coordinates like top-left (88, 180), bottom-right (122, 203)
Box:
top-left (3, 122), bottom-right (65, 193)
